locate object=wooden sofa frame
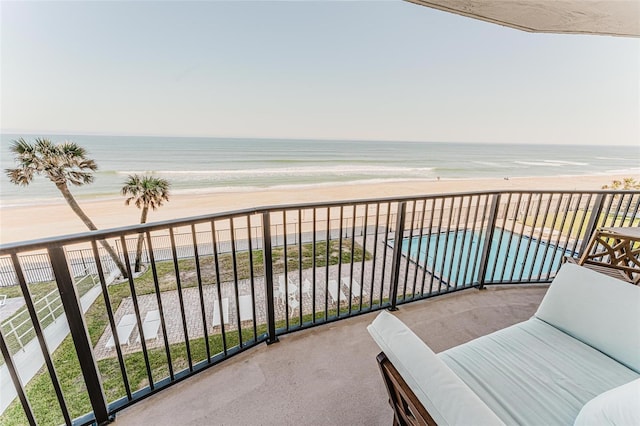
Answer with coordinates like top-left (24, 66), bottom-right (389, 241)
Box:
top-left (376, 352), bottom-right (435, 426)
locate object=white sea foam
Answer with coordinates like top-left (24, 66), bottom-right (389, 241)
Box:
top-left (603, 167), bottom-right (640, 175)
top-left (471, 161), bottom-right (513, 168)
top-left (170, 178), bottom-right (435, 195)
top-left (117, 165), bottom-right (435, 177)
top-left (595, 156), bottom-right (638, 162)
top-left (542, 160), bottom-right (589, 166)
top-left (514, 161), bottom-right (562, 167)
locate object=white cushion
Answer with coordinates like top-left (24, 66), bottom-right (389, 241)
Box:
top-left (367, 311), bottom-right (505, 426)
top-left (535, 263), bottom-right (640, 373)
top-left (573, 378), bottom-right (640, 426)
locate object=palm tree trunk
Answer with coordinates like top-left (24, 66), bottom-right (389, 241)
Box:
top-left (56, 182), bottom-right (129, 279)
top-left (134, 207), bottom-right (149, 272)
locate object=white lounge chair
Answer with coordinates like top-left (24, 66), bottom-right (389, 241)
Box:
top-left (136, 310), bottom-right (161, 343)
top-left (276, 275), bottom-right (298, 305)
top-left (302, 279), bottom-right (312, 298)
top-left (106, 314), bottom-right (137, 349)
top-left (341, 277), bottom-right (363, 301)
top-left (327, 280), bottom-right (346, 305)
top-left (0, 294), bottom-right (6, 307)
top-left (287, 295), bottom-right (300, 318)
top-left (212, 297), bottom-right (230, 327)
top-left (239, 295), bottom-right (254, 322)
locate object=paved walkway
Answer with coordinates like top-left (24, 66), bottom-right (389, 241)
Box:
top-left (94, 262), bottom-right (393, 360)
top-left (94, 234), bottom-right (447, 360)
top-left (0, 297), bottom-right (25, 322)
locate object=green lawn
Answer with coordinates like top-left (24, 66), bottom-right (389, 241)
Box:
top-left (0, 239), bottom-right (372, 425)
top-left (523, 210), bottom-right (639, 239)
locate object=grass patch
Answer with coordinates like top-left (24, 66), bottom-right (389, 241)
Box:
top-left (1, 276), bottom-right (99, 358)
top-left (131, 238), bottom-right (371, 292)
top-left (522, 210), bottom-right (640, 239)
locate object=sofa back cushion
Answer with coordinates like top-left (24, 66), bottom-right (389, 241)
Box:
top-left (535, 263), bottom-right (640, 373)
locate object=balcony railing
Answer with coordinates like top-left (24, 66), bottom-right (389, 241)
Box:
top-left (0, 190), bottom-right (638, 425)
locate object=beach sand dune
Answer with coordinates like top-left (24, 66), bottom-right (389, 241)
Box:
top-left (0, 174), bottom-right (635, 245)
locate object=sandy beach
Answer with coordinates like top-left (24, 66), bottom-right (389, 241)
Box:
top-left (0, 174), bottom-right (635, 245)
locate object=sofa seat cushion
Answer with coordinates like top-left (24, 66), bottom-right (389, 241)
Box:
top-left (439, 318), bottom-right (639, 426)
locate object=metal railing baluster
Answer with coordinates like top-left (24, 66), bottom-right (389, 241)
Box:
top-left (211, 219), bottom-right (228, 355)
top-left (477, 195), bottom-right (501, 289)
top-left (229, 218), bottom-right (243, 347)
top-left (46, 248), bottom-right (100, 425)
top-left (119, 236), bottom-right (155, 388)
top-left (145, 231), bottom-right (174, 380)
top-left (521, 193), bottom-right (544, 282)
top-left (388, 202), bottom-right (406, 311)
top-left (192, 224), bottom-right (211, 362)
top-left (91, 240), bottom-right (132, 400)
top-left (168, 229), bottom-right (193, 371)
top-left (248, 215), bottom-right (258, 340)
top-left (261, 212), bottom-right (278, 345)
top-left (359, 204), bottom-right (369, 311)
top-left (579, 194), bottom-right (605, 256)
top-left (0, 325), bottom-right (36, 424)
top-left (324, 207), bottom-right (331, 321)
top-left (312, 208), bottom-right (317, 324)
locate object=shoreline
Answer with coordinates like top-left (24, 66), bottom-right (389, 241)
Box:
top-left (0, 173), bottom-right (636, 244)
top-left (1, 170), bottom-right (636, 210)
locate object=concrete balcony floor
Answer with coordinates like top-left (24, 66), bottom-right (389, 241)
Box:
top-left (115, 285), bottom-right (548, 425)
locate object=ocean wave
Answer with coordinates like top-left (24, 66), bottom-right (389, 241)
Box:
top-left (170, 178), bottom-right (435, 195)
top-left (514, 161), bottom-right (562, 167)
top-left (542, 160), bottom-right (590, 166)
top-left (471, 161), bottom-right (514, 168)
top-left (595, 156), bottom-right (638, 162)
top-left (513, 160), bottom-right (589, 167)
top-left (603, 167), bottom-right (640, 175)
top-left (115, 165), bottom-right (434, 177)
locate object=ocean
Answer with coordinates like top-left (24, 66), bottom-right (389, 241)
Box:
top-left (1, 134), bottom-right (638, 207)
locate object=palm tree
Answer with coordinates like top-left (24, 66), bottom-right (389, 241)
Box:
top-left (5, 137), bottom-right (128, 278)
top-left (121, 174), bottom-right (171, 272)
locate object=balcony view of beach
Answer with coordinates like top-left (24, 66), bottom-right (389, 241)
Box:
top-left (1, 1), bottom-right (638, 425)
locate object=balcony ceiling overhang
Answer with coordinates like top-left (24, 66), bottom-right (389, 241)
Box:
top-left (404, 0), bottom-right (640, 37)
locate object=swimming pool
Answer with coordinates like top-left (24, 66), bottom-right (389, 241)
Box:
top-left (397, 229), bottom-right (574, 285)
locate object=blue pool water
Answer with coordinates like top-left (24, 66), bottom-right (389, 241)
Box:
top-left (398, 229), bottom-right (574, 285)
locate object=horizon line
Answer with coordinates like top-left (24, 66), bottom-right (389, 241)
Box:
top-left (1, 131), bottom-right (637, 148)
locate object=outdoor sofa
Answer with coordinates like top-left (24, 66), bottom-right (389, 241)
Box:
top-left (368, 263), bottom-right (640, 425)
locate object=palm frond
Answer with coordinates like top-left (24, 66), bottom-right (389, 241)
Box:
top-left (121, 174), bottom-right (171, 211)
top-left (5, 138), bottom-right (97, 189)
top-left (5, 167), bottom-right (34, 186)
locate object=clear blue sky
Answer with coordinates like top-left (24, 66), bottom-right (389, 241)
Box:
top-left (1, 1), bottom-right (638, 145)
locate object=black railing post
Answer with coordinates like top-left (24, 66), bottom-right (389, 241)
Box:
top-left (0, 326), bottom-right (36, 424)
top-left (48, 246), bottom-right (111, 424)
top-left (477, 194), bottom-right (501, 289)
top-left (388, 202), bottom-right (407, 311)
top-left (579, 194), bottom-right (605, 256)
top-left (262, 212), bottom-right (279, 345)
